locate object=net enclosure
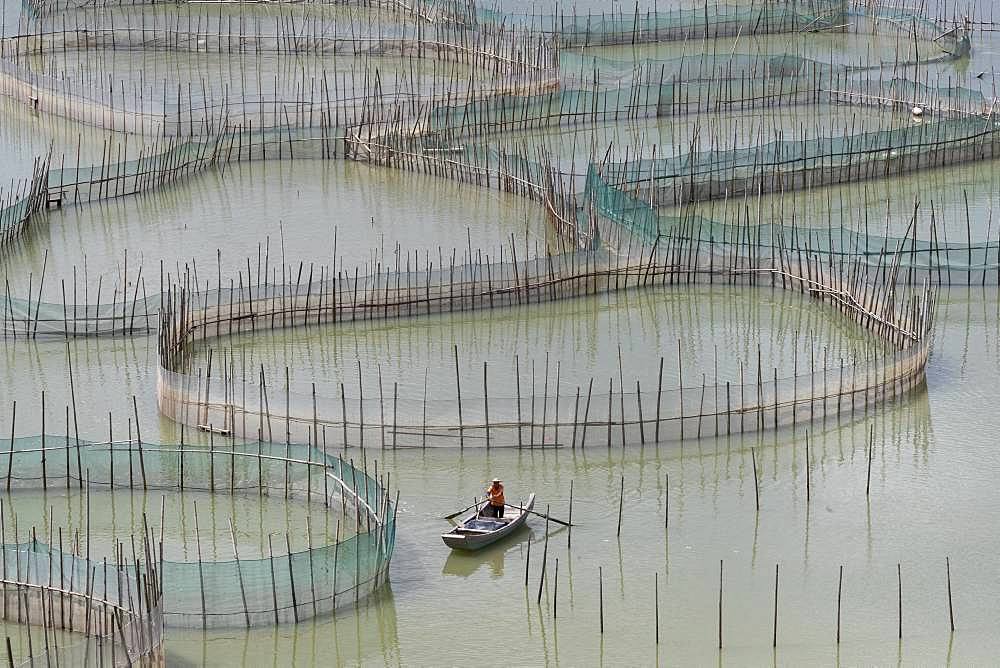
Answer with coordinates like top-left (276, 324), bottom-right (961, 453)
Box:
top-left (0, 435), bottom-right (397, 629)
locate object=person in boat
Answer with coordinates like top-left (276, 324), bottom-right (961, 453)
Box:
top-left (482, 478), bottom-right (505, 518)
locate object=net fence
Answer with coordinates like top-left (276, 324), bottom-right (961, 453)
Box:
top-left (474, 0), bottom-right (850, 44)
top-left (0, 545), bottom-right (163, 666)
top-left (0, 3), bottom-right (557, 135)
top-left (0, 436), bottom-right (396, 628)
top-left (585, 155), bottom-right (1000, 283)
top-left (470, 0), bottom-right (967, 55)
top-left (154, 237), bottom-right (934, 448)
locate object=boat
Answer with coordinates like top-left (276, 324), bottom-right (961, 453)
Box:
top-left (441, 493), bottom-right (536, 551)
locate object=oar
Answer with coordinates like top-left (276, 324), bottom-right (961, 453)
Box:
top-left (506, 504), bottom-right (574, 527)
top-left (443, 497), bottom-right (484, 521)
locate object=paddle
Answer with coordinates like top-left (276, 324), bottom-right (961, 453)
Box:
top-left (506, 504), bottom-right (574, 527)
top-left (443, 497), bottom-right (485, 520)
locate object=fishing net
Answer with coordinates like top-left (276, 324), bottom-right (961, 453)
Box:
top-left (149, 233), bottom-right (933, 450)
top-left (471, 0), bottom-right (850, 44)
top-left (0, 544), bottom-right (163, 666)
top-left (0, 2), bottom-right (555, 136)
top-left (0, 436), bottom-right (396, 628)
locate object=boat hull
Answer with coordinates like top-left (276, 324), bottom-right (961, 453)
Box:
top-left (442, 493), bottom-right (536, 551)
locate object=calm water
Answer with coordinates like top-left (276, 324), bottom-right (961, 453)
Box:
top-left (0, 159), bottom-right (549, 299)
top-left (0, 287), bottom-right (995, 665)
top-left (508, 105), bottom-right (909, 176)
top-left (681, 154), bottom-right (1000, 241)
top-left (159, 288), bottom-right (1000, 666)
top-left (197, 284), bottom-right (885, 415)
top-left (1, 2), bottom-right (1000, 666)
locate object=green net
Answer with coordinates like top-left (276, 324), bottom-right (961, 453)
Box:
top-left (0, 543), bottom-right (162, 665)
top-left (0, 435), bottom-right (396, 628)
top-left (585, 160), bottom-right (1000, 279)
top-left (472, 0), bottom-right (849, 44)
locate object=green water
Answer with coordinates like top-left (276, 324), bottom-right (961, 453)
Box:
top-left (1, 3), bottom-right (1000, 665)
top-left (0, 286), bottom-right (992, 665)
top-left (153, 289), bottom-right (1000, 666)
top-left (0, 159), bottom-right (550, 299)
top-left (679, 155), bottom-right (1000, 242)
top-left (194, 284), bottom-right (885, 416)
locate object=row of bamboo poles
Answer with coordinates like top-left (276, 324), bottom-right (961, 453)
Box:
top-left (152, 225), bottom-right (933, 448)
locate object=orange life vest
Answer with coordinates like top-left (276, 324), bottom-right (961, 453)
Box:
top-left (488, 483), bottom-right (505, 507)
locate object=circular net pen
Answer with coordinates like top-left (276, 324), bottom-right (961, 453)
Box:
top-left (152, 234), bottom-right (935, 449)
top-left (0, 435), bottom-right (397, 629)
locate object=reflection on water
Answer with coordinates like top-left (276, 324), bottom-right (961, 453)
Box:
top-left (198, 284), bottom-right (884, 408)
top-left (0, 159), bottom-right (550, 298)
top-left (442, 525), bottom-right (538, 579)
top-left (3, 8), bottom-right (1000, 659)
top-left (166, 585), bottom-right (401, 667)
top-left (0, 487), bottom-right (341, 560)
top-left (0, 274), bottom-right (997, 664)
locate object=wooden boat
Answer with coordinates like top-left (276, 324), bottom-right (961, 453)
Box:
top-left (442, 493), bottom-right (536, 551)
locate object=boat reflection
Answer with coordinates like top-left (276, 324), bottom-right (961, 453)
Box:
top-left (442, 527), bottom-right (537, 579)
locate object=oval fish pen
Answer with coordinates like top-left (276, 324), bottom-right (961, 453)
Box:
top-left (0, 0), bottom-right (998, 661)
top-left (154, 231), bottom-right (933, 448)
top-left (0, 435), bottom-right (396, 628)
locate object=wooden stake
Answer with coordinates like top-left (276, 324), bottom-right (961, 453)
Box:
top-left (536, 504), bottom-right (550, 605)
top-left (866, 426), bottom-right (873, 497)
top-left (718, 560), bottom-right (723, 649)
top-left (228, 518), bottom-right (250, 629)
top-left (772, 563), bottom-right (779, 648)
top-left (524, 536), bottom-right (531, 588)
top-left (805, 431), bottom-right (811, 505)
top-left (454, 346), bottom-right (464, 449)
top-left (599, 566), bottom-right (604, 634)
top-left (946, 556), bottom-right (955, 632)
top-left (897, 562), bottom-right (902, 640)
top-left (553, 557), bottom-right (559, 619)
top-left (567, 480), bottom-right (574, 549)
top-left (837, 565), bottom-right (843, 644)
top-left (654, 571), bottom-right (660, 645)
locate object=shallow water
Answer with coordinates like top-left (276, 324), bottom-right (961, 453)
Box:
top-left (680, 153), bottom-right (1000, 242)
top-left (193, 283), bottom-right (885, 417)
top-left (507, 104), bottom-right (910, 175)
top-left (149, 288), bottom-right (1000, 667)
top-left (0, 97), bottom-right (146, 187)
top-left (28, 49), bottom-right (480, 110)
top-left (0, 487), bottom-right (342, 561)
top-left (0, 285), bottom-right (991, 665)
top-left (2, 0), bottom-right (1000, 665)
top-left (0, 158), bottom-right (550, 299)
top-left (566, 29), bottom-right (956, 70)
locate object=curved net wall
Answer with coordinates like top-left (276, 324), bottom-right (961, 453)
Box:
top-left (0, 0), bottom-right (983, 353)
top-left (474, 0), bottom-right (850, 44)
top-left (153, 239), bottom-right (934, 448)
top-left (0, 3), bottom-right (557, 136)
top-left (0, 544), bottom-right (164, 666)
top-left (0, 436), bottom-right (396, 628)
top-left (0, 158), bottom-right (48, 248)
top-left (585, 156), bottom-right (1000, 283)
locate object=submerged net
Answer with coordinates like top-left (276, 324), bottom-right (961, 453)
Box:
top-left (585, 153), bottom-right (1000, 280)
